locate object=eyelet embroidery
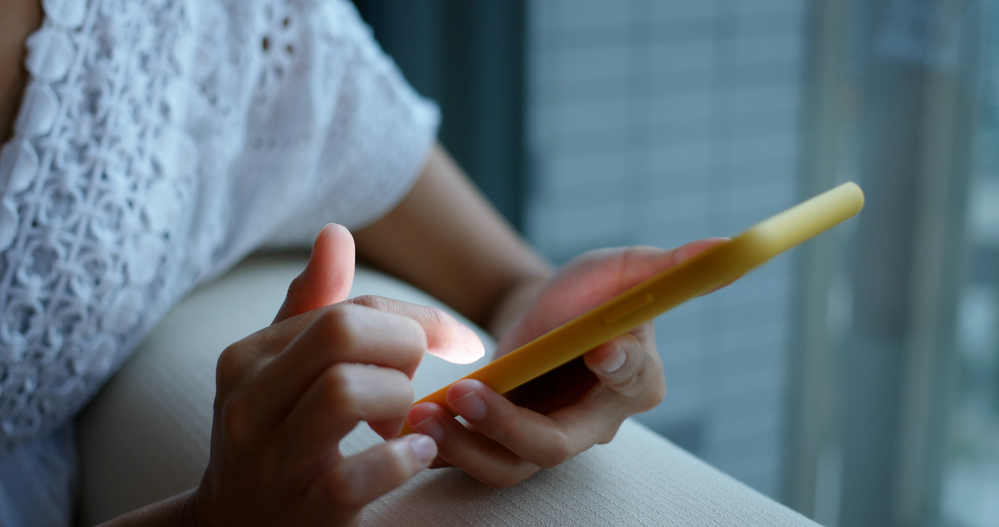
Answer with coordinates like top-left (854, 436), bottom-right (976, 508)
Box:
top-left (0, 0), bottom-right (197, 448)
top-left (0, 0), bottom-right (440, 456)
top-left (254, 1), bottom-right (304, 106)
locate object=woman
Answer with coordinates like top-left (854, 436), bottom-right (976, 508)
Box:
top-left (0, 0), bottom-right (716, 524)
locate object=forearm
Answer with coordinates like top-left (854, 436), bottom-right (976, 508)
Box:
top-left (98, 489), bottom-right (197, 527)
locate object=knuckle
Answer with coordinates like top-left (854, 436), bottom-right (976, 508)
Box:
top-left (349, 294), bottom-right (384, 310)
top-left (418, 304), bottom-right (447, 327)
top-left (629, 363), bottom-right (666, 411)
top-left (485, 416), bottom-right (517, 446)
top-left (317, 365), bottom-right (361, 418)
top-left (352, 297), bottom-right (429, 358)
top-left (597, 421), bottom-right (625, 444)
top-left (608, 369), bottom-right (643, 393)
top-left (325, 465), bottom-right (365, 509)
top-left (411, 304), bottom-right (450, 334)
top-left (220, 395), bottom-right (254, 449)
top-left (400, 317), bottom-right (428, 359)
top-left (609, 354), bottom-right (663, 406)
top-left (384, 444), bottom-right (415, 484)
top-left (536, 433), bottom-right (574, 469)
top-left (645, 378), bottom-right (667, 409)
top-left (323, 445), bottom-right (414, 509)
top-left (397, 378), bottom-right (415, 407)
top-left (402, 314), bottom-right (427, 342)
top-left (316, 307), bottom-right (361, 351)
top-left (285, 274), bottom-right (305, 302)
top-left (215, 342), bottom-right (247, 393)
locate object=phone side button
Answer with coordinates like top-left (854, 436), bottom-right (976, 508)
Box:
top-left (602, 293), bottom-right (654, 325)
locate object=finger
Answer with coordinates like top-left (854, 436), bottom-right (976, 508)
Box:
top-left (214, 303), bottom-right (353, 398)
top-left (406, 403), bottom-right (540, 488)
top-left (266, 297), bottom-right (483, 385)
top-left (248, 294), bottom-right (485, 372)
top-left (444, 329), bottom-right (663, 470)
top-left (670, 237), bottom-right (728, 264)
top-left (428, 328), bottom-right (664, 471)
top-left (438, 375), bottom-right (647, 471)
top-left (273, 363), bottom-right (414, 477)
top-left (582, 325), bottom-right (664, 406)
top-left (496, 238), bottom-right (729, 355)
top-left (349, 295), bottom-right (484, 364)
top-left (254, 296), bottom-right (486, 431)
top-left (247, 304), bottom-right (427, 432)
top-left (274, 223), bottom-right (355, 324)
top-left (503, 357), bottom-right (598, 416)
top-left (443, 380), bottom-right (604, 470)
top-left (309, 434), bottom-right (437, 514)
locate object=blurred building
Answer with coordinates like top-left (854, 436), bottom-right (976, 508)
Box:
top-left (356, 1), bottom-right (999, 525)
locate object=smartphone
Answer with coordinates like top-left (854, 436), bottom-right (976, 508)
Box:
top-left (401, 182), bottom-right (864, 434)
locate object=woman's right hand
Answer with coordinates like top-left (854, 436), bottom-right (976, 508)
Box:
top-left (189, 224), bottom-right (484, 526)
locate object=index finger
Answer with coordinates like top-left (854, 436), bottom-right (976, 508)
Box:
top-left (350, 295), bottom-right (484, 364)
top-left (240, 297), bottom-right (484, 432)
top-left (236, 295), bottom-right (485, 369)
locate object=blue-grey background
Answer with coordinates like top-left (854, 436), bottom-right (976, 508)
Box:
top-left (353, 1), bottom-right (999, 526)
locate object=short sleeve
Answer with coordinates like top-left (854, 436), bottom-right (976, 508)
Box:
top-left (261, 1), bottom-right (440, 248)
top-left (0, 0), bottom-right (440, 457)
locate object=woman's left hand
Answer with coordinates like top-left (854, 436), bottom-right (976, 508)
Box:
top-left (405, 238), bottom-right (726, 487)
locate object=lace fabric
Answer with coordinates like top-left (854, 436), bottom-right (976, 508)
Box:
top-left (0, 0), bottom-right (438, 456)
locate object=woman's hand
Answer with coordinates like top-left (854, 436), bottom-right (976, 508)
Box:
top-left (405, 238), bottom-right (726, 488)
top-left (189, 224), bottom-right (484, 526)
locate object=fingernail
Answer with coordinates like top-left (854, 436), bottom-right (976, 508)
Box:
top-left (598, 346), bottom-right (626, 374)
top-left (449, 388), bottom-right (487, 421)
top-left (412, 416), bottom-right (444, 443)
top-left (408, 434), bottom-right (437, 464)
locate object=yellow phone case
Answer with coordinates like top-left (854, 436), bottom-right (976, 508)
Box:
top-left (400, 182), bottom-right (864, 435)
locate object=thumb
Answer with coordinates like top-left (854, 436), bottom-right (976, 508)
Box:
top-left (273, 224), bottom-right (356, 324)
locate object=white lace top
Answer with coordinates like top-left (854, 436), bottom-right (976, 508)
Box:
top-left (0, 0), bottom-right (439, 457)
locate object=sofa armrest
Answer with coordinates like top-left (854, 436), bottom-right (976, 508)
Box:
top-left (77, 252), bottom-right (816, 526)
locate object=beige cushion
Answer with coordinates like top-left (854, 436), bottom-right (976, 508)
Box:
top-left (77, 252), bottom-right (816, 526)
